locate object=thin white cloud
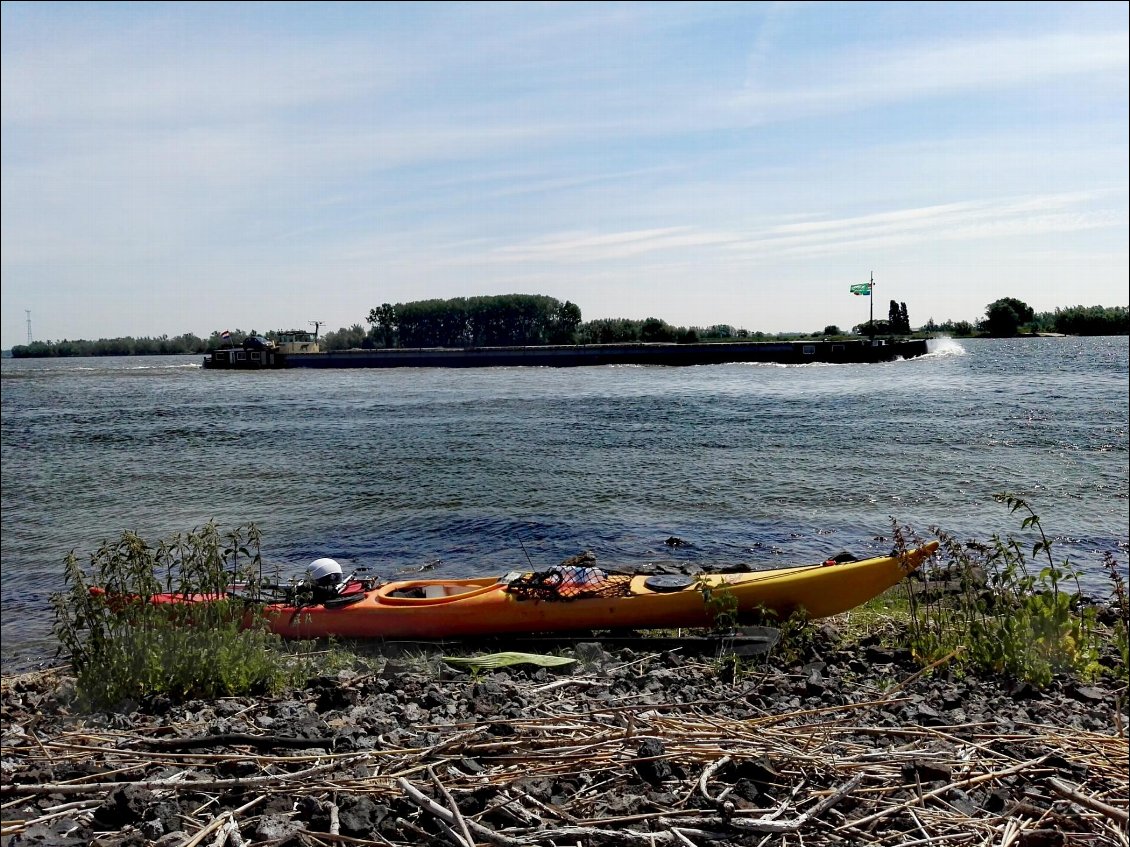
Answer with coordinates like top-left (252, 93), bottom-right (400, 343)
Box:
top-left (464, 190), bottom-right (1125, 269)
top-left (1, 25), bottom-right (419, 128)
top-left (731, 31), bottom-right (1128, 123)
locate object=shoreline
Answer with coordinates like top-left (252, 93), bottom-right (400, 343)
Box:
top-left (3, 626), bottom-right (1127, 846)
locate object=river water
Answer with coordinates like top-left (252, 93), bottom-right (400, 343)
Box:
top-left (2, 336), bottom-right (1127, 669)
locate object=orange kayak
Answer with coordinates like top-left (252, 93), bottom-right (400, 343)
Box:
top-left (237, 542), bottom-right (938, 640)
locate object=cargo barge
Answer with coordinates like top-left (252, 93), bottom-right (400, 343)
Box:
top-left (203, 336), bottom-right (931, 370)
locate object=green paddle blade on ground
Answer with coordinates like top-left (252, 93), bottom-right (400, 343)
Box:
top-left (442, 652), bottom-right (577, 671)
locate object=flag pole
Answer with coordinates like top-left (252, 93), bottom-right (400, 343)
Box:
top-left (869, 271), bottom-right (874, 338)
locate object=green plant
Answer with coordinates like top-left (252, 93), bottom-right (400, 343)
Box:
top-left (696, 577), bottom-right (739, 634)
top-left (52, 522), bottom-right (309, 709)
top-left (1102, 551), bottom-right (1129, 679)
top-left (713, 651), bottom-right (748, 684)
top-left (895, 496), bottom-right (1116, 687)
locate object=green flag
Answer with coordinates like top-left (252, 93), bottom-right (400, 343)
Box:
top-left (849, 283), bottom-right (872, 296)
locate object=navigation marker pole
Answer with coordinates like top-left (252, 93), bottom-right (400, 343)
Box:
top-left (869, 271), bottom-right (875, 339)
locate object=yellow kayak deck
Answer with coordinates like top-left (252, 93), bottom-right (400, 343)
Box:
top-left (263, 542), bottom-right (938, 640)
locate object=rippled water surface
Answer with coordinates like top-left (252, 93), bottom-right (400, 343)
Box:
top-left (3, 336), bottom-right (1127, 668)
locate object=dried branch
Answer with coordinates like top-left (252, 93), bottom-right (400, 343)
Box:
top-left (1047, 776), bottom-right (1130, 826)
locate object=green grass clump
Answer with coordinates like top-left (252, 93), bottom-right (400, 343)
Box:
top-left (893, 495), bottom-right (1127, 687)
top-left (52, 522), bottom-right (310, 709)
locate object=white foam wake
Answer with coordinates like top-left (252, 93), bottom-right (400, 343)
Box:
top-left (924, 336), bottom-right (967, 357)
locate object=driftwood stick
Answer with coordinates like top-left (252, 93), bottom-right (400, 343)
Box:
top-left (516, 788), bottom-right (579, 823)
top-left (429, 765), bottom-right (474, 847)
top-left (12, 798), bottom-right (101, 828)
top-left (141, 733), bottom-right (337, 751)
top-left (421, 814), bottom-right (469, 847)
top-left (483, 790), bottom-right (542, 827)
top-left (998, 818), bottom-right (1023, 847)
top-left (512, 827), bottom-right (672, 846)
top-left (297, 827), bottom-right (400, 845)
top-left (182, 811), bottom-right (235, 847)
top-left (397, 777), bottom-right (520, 847)
top-left (529, 677), bottom-right (609, 695)
top-left (517, 826), bottom-right (734, 845)
top-left (841, 755), bottom-right (1048, 831)
top-left (1047, 776), bottom-right (1130, 826)
top-left (212, 813), bottom-right (244, 847)
top-left (0, 806), bottom-right (97, 840)
top-left (883, 833), bottom-right (977, 847)
top-left (663, 772), bottom-right (865, 834)
top-left (698, 755), bottom-right (732, 802)
top-left (392, 777), bottom-right (470, 847)
top-left (803, 772), bottom-right (867, 822)
top-left (4, 753), bottom-right (369, 797)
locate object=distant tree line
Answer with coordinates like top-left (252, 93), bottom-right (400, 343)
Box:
top-left (327, 315), bottom-right (791, 351)
top-left (9, 333), bottom-right (210, 358)
top-left (10, 329), bottom-right (279, 358)
top-left (1031, 304), bottom-right (1129, 336)
top-left (8, 294), bottom-right (1127, 357)
top-left (919, 301), bottom-right (1129, 338)
top-left (362, 294), bottom-right (804, 349)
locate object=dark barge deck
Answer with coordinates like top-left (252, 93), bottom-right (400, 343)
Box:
top-left (203, 338), bottom-right (931, 370)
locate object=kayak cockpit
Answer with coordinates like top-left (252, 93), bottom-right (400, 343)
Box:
top-left (375, 577), bottom-right (504, 605)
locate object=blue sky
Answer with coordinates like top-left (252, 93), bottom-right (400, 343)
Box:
top-left (2, 1), bottom-right (1127, 349)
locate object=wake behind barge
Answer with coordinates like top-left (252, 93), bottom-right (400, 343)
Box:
top-left (203, 336), bottom-right (931, 370)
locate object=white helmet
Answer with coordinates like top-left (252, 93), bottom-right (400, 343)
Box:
top-left (308, 558), bottom-right (343, 586)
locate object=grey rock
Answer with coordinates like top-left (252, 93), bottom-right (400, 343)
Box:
top-left (634, 738), bottom-right (674, 786)
top-left (337, 795), bottom-right (391, 838)
top-left (253, 812), bottom-right (303, 840)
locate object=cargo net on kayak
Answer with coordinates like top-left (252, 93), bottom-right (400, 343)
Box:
top-left (506, 565), bottom-right (632, 601)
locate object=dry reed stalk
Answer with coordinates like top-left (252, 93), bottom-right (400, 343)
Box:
top-left (4, 664), bottom-right (1128, 847)
top-left (5, 754), bottom-right (370, 797)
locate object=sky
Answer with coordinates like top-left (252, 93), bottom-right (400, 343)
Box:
top-left (1, 2), bottom-right (1127, 350)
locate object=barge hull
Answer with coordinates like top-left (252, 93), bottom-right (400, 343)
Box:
top-left (205, 339), bottom-right (930, 370)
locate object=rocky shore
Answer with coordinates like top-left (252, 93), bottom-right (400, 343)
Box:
top-left (2, 627), bottom-right (1128, 847)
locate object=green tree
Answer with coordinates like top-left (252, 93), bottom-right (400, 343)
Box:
top-left (367, 303), bottom-right (398, 347)
top-left (367, 294), bottom-right (577, 348)
top-left (322, 324), bottom-right (374, 351)
top-left (886, 301), bottom-right (911, 334)
top-left (939, 319), bottom-right (974, 337)
top-left (983, 297), bottom-right (1035, 337)
top-left (700, 324), bottom-right (736, 340)
top-left (577, 318), bottom-right (642, 344)
top-left (548, 300), bottom-right (582, 344)
top-left (854, 319), bottom-right (892, 336)
top-left (640, 317), bottom-right (677, 342)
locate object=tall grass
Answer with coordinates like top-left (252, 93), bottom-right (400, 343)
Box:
top-left (52, 522), bottom-right (308, 708)
top-left (893, 494), bottom-right (1125, 686)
